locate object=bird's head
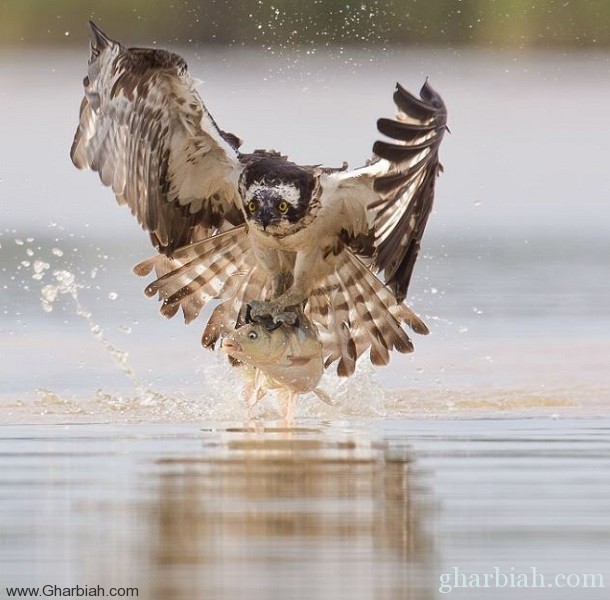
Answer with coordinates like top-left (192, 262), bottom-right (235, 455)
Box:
top-left (240, 159), bottom-right (320, 235)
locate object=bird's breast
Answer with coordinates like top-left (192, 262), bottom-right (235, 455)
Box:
top-left (248, 220), bottom-right (316, 252)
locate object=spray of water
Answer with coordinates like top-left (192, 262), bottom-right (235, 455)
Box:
top-left (14, 234), bottom-right (392, 422)
top-left (40, 269), bottom-right (141, 385)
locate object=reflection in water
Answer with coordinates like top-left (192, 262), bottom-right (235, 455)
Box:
top-left (2, 421), bottom-right (610, 600)
top-left (147, 427), bottom-right (434, 600)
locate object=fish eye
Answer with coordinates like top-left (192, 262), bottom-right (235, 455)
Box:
top-left (248, 201), bottom-right (257, 213)
top-left (278, 201), bottom-right (289, 214)
top-left (248, 330), bottom-right (258, 340)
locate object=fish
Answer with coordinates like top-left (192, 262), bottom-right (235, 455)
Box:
top-left (221, 309), bottom-right (332, 421)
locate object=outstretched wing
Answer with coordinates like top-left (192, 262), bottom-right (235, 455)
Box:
top-left (137, 237), bottom-right (426, 377)
top-left (71, 22), bottom-right (244, 254)
top-left (133, 226), bottom-right (274, 346)
top-left (325, 80), bottom-right (448, 301)
top-left (306, 250), bottom-right (428, 376)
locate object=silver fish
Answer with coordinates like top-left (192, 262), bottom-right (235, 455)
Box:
top-left (221, 311), bottom-right (332, 421)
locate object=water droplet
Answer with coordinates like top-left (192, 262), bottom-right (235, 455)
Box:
top-left (41, 285), bottom-right (58, 312)
top-left (55, 270), bottom-right (75, 287)
top-left (108, 292), bottom-right (118, 300)
top-left (32, 260), bottom-right (50, 281)
top-left (51, 248), bottom-right (64, 257)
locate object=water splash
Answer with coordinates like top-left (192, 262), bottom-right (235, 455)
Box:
top-left (245, 0), bottom-right (398, 82)
top-left (40, 267), bottom-right (140, 382)
top-left (294, 361), bottom-right (388, 420)
top-left (33, 269), bottom-right (386, 420)
top-left (18, 241), bottom-right (393, 422)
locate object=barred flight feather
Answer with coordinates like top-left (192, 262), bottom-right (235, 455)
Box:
top-left (371, 80), bottom-right (448, 301)
top-left (134, 226), bottom-right (257, 325)
top-left (202, 265), bottom-right (274, 349)
top-left (302, 250), bottom-right (425, 376)
top-left (71, 21), bottom-right (244, 255)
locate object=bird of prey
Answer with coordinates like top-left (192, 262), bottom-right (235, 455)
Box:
top-left (71, 22), bottom-right (448, 376)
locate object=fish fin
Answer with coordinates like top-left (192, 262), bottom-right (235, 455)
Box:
top-left (287, 355), bottom-right (315, 366)
top-left (279, 390), bottom-right (297, 423)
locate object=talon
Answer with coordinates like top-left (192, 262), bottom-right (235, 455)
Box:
top-left (247, 300), bottom-right (270, 321)
top-left (243, 303), bottom-right (253, 324)
top-left (274, 310), bottom-right (298, 326)
top-left (247, 300), bottom-right (299, 328)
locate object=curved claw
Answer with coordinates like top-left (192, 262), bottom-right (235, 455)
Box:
top-left (244, 303), bottom-right (254, 324)
top-left (273, 311), bottom-right (298, 326)
top-left (247, 300), bottom-right (299, 328)
top-left (246, 300), bottom-right (271, 321)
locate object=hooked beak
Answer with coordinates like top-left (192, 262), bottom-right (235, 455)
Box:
top-left (252, 189), bottom-right (283, 230)
top-left (259, 207), bottom-right (276, 231)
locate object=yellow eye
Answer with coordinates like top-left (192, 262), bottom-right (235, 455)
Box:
top-left (248, 201), bottom-right (257, 213)
top-left (278, 201), bottom-right (289, 214)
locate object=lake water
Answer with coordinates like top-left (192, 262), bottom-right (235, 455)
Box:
top-left (1, 48), bottom-right (609, 598)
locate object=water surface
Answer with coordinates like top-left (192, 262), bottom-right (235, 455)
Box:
top-left (1, 420), bottom-right (609, 599)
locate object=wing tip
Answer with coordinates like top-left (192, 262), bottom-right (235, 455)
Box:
top-left (419, 79), bottom-right (446, 110)
top-left (411, 316), bottom-right (429, 335)
top-left (160, 302), bottom-right (180, 319)
top-left (133, 258), bottom-right (155, 278)
top-left (87, 21), bottom-right (117, 60)
top-left (88, 21), bottom-right (111, 46)
top-left (392, 79), bottom-right (447, 121)
top-left (337, 359), bottom-right (354, 377)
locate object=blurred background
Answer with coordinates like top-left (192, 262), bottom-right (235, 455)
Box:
top-left (1, 0), bottom-right (609, 414)
top-left (1, 0), bottom-right (609, 48)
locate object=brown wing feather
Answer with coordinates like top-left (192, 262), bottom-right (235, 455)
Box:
top-left (371, 81), bottom-right (448, 301)
top-left (134, 226), bottom-right (274, 349)
top-left (71, 22), bottom-right (244, 254)
top-left (202, 266), bottom-right (274, 349)
top-left (305, 250), bottom-right (427, 376)
top-left (136, 226), bottom-right (255, 323)
top-left (327, 80), bottom-right (447, 303)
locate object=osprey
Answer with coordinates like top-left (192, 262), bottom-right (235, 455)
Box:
top-left (71, 22), bottom-right (448, 376)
